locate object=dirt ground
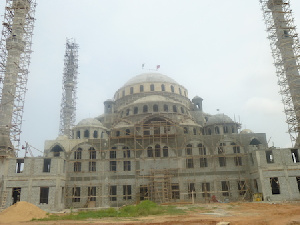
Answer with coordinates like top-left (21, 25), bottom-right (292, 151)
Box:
top-left (2, 202), bottom-right (300, 225)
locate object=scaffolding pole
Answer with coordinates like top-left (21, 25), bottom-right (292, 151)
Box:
top-left (59, 38), bottom-right (78, 138)
top-left (0, 0), bottom-right (37, 155)
top-left (260, 0), bottom-right (300, 147)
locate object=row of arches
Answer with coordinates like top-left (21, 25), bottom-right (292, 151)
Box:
top-left (120, 103), bottom-right (188, 118)
top-left (74, 130), bottom-right (106, 139)
top-left (115, 83), bottom-right (188, 100)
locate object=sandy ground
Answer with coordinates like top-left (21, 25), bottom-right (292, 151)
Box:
top-left (1, 202), bottom-right (300, 225)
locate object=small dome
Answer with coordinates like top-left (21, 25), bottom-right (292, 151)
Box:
top-left (206, 114), bottom-right (234, 125)
top-left (240, 129), bottom-right (254, 134)
top-left (76, 118), bottom-right (104, 127)
top-left (123, 73), bottom-right (178, 86)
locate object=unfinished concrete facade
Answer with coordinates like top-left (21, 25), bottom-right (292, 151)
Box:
top-left (1, 72), bottom-right (300, 211)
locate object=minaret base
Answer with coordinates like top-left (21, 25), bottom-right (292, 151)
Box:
top-left (0, 133), bottom-right (15, 157)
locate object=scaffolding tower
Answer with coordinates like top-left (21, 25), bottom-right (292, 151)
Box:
top-left (0, 0), bottom-right (37, 155)
top-left (59, 38), bottom-right (78, 138)
top-left (260, 0), bottom-right (300, 147)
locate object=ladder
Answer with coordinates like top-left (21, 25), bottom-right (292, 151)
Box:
top-left (0, 191), bottom-right (8, 211)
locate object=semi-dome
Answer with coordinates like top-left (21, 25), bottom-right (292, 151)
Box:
top-left (206, 114), bottom-right (234, 125)
top-left (76, 118), bottom-right (104, 128)
top-left (124, 73), bottom-right (178, 86)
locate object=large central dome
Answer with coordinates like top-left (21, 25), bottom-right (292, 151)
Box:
top-left (123, 73), bottom-right (178, 87)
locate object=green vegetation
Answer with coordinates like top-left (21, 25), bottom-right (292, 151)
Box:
top-left (33, 200), bottom-right (185, 221)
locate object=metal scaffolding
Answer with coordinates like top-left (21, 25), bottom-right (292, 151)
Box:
top-left (0, 0), bottom-right (37, 154)
top-left (59, 38), bottom-right (78, 138)
top-left (260, 0), bottom-right (300, 146)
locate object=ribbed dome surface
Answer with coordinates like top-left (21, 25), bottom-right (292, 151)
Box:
top-left (123, 73), bottom-right (178, 86)
top-left (206, 114), bottom-right (234, 125)
top-left (77, 118), bottom-right (104, 127)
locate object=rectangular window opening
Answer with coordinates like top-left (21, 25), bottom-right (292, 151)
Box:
top-left (124, 161), bottom-right (131, 171)
top-left (296, 177), bottom-right (300, 192)
top-left (188, 183), bottom-right (196, 199)
top-left (110, 161), bottom-right (117, 171)
top-left (238, 181), bottom-right (246, 196)
top-left (139, 186), bottom-right (148, 200)
top-left (12, 187), bottom-right (21, 204)
top-left (72, 187), bottom-right (81, 202)
top-left (221, 181), bottom-right (230, 196)
top-left (171, 183), bottom-right (180, 199)
top-left (89, 161), bottom-right (96, 172)
top-left (202, 183), bottom-right (210, 198)
top-left (266, 150), bottom-right (274, 163)
top-left (74, 162), bottom-right (81, 172)
top-left (40, 187), bottom-right (49, 204)
top-left (291, 149), bottom-right (300, 163)
top-left (200, 158), bottom-right (208, 167)
top-left (110, 185), bottom-right (117, 201)
top-left (43, 159), bottom-right (51, 172)
top-left (270, 177), bottom-right (280, 195)
top-left (88, 187), bottom-right (96, 201)
top-left (186, 158), bottom-right (194, 168)
top-left (123, 185), bottom-right (132, 200)
top-left (16, 159), bottom-right (24, 173)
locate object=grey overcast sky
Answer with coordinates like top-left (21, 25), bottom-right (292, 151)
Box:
top-left (1, 0), bottom-right (300, 156)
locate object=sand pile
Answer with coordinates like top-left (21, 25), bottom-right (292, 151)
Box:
top-left (0, 201), bottom-right (47, 223)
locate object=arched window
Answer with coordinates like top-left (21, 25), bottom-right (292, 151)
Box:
top-left (250, 138), bottom-right (261, 146)
top-left (171, 85), bottom-right (174, 93)
top-left (116, 131), bottom-right (120, 137)
top-left (153, 104), bottom-right (158, 112)
top-left (193, 128), bottom-right (197, 135)
top-left (93, 130), bottom-right (98, 138)
top-left (134, 107), bottom-right (138, 114)
top-left (163, 146), bottom-right (168, 157)
top-left (200, 128), bottom-right (204, 135)
top-left (155, 144), bottom-right (161, 157)
top-left (140, 85), bottom-right (144, 92)
top-left (147, 147), bottom-right (153, 157)
top-left (207, 128), bottom-right (212, 135)
top-left (223, 126), bottom-right (228, 133)
top-left (161, 84), bottom-right (165, 91)
top-left (231, 126), bottom-right (235, 133)
top-left (76, 131), bottom-right (80, 139)
top-left (181, 107), bottom-right (184, 114)
top-left (123, 146), bottom-right (130, 158)
top-left (130, 87), bottom-right (134, 94)
top-left (179, 88), bottom-right (182, 95)
top-left (74, 148), bottom-right (82, 159)
top-left (164, 104), bottom-right (168, 112)
top-left (198, 144), bottom-right (206, 155)
top-left (126, 129), bottom-right (130, 135)
top-left (84, 130), bottom-right (90, 138)
top-left (150, 84), bottom-right (155, 91)
top-left (173, 105), bottom-right (177, 112)
top-left (184, 127), bottom-right (188, 134)
top-left (51, 145), bottom-right (64, 157)
top-left (215, 126), bottom-right (220, 134)
top-left (89, 147), bottom-right (96, 159)
top-left (126, 108), bottom-right (130, 116)
top-left (143, 105), bottom-right (148, 112)
top-left (186, 144), bottom-right (192, 155)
